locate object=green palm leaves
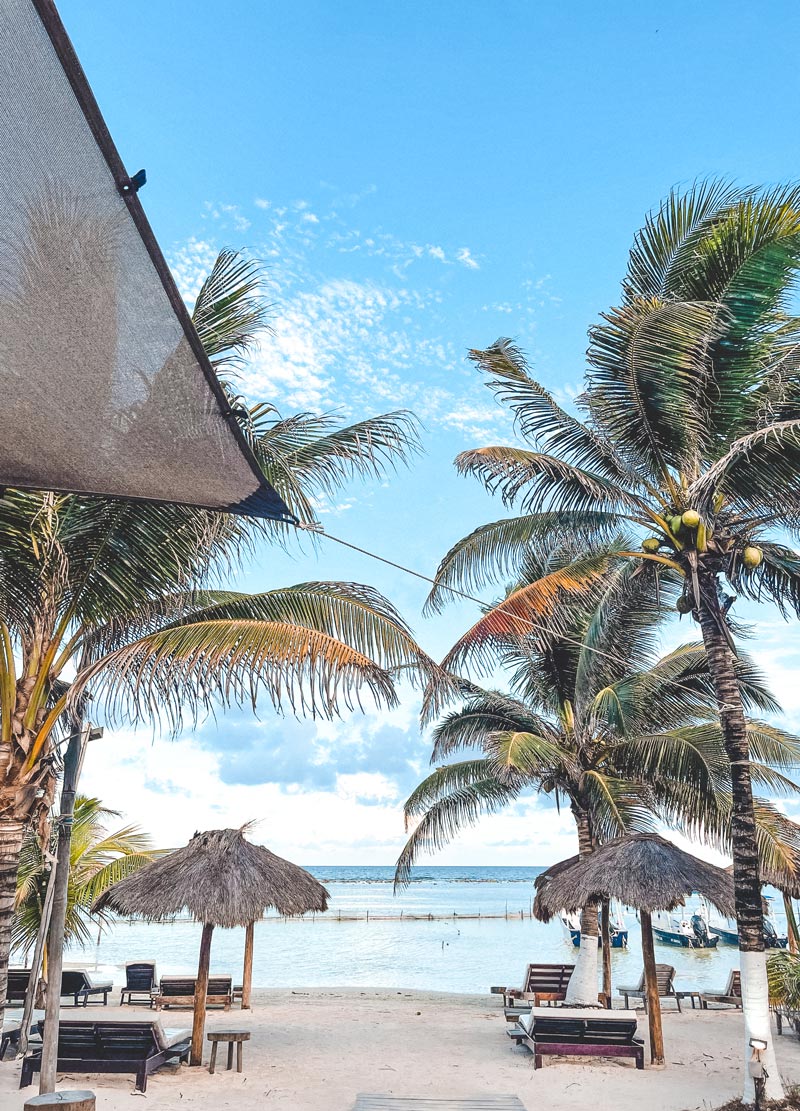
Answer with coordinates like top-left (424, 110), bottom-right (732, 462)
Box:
top-left (13, 796), bottom-right (154, 952)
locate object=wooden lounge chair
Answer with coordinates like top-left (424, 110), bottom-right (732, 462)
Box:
top-left (508, 1006), bottom-right (644, 1070)
top-left (700, 970), bottom-right (742, 1010)
top-left (502, 964), bottom-right (575, 1021)
top-left (61, 969), bottom-right (113, 1006)
top-left (618, 964), bottom-right (681, 1011)
top-left (120, 961), bottom-right (157, 1006)
top-left (20, 1019), bottom-right (191, 1092)
top-left (5, 968), bottom-right (33, 1005)
top-left (152, 975), bottom-right (233, 1011)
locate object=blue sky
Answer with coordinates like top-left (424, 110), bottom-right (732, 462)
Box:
top-left (62, 0), bottom-right (800, 863)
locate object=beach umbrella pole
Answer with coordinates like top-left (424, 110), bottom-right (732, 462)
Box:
top-left (190, 923), bottom-right (214, 1066)
top-left (601, 898), bottom-right (612, 1006)
top-left (783, 894), bottom-right (799, 954)
top-left (639, 910), bottom-right (664, 1065)
top-left (241, 921), bottom-right (254, 1009)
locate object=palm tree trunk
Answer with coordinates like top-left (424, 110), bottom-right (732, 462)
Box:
top-left (0, 817), bottom-right (26, 1032)
top-left (697, 570), bottom-right (784, 1102)
top-left (566, 805), bottom-right (599, 1005)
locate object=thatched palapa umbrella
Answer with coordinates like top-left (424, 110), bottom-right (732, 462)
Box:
top-left (95, 825), bottom-right (328, 1065)
top-left (534, 833), bottom-right (735, 1066)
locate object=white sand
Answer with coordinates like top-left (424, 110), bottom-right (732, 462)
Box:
top-left (2, 987), bottom-right (800, 1110)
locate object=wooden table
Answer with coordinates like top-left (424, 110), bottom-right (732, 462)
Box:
top-left (207, 1030), bottom-right (250, 1074)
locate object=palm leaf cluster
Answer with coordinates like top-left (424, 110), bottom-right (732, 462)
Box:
top-left (13, 796), bottom-right (154, 953)
top-left (397, 560), bottom-right (800, 888)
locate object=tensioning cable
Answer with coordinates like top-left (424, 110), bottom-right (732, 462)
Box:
top-left (293, 520), bottom-right (746, 715)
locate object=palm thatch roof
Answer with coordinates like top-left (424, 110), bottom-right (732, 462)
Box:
top-left (534, 833), bottom-right (735, 919)
top-left (94, 826), bottom-right (329, 927)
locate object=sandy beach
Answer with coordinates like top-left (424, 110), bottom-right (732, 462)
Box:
top-left (3, 987), bottom-right (800, 1110)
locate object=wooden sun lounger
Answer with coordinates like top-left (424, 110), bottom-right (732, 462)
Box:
top-left (700, 970), bottom-right (742, 1010)
top-left (61, 969), bottom-right (113, 1006)
top-left (20, 1019), bottom-right (191, 1092)
top-left (509, 1007), bottom-right (644, 1070)
top-left (618, 964), bottom-right (680, 1011)
top-left (501, 964), bottom-right (575, 1020)
top-left (120, 961), bottom-right (157, 1006)
top-left (5, 968), bottom-right (33, 1006)
top-left (152, 975), bottom-right (233, 1011)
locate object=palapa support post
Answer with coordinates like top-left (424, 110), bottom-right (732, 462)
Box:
top-left (190, 922), bottom-right (215, 1066)
top-left (784, 894), bottom-right (799, 954)
top-left (640, 910), bottom-right (665, 1065)
top-left (241, 921), bottom-right (254, 1009)
top-left (601, 898), bottom-right (612, 1006)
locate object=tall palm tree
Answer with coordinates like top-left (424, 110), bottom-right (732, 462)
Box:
top-left (399, 559), bottom-right (800, 1004)
top-left (13, 795), bottom-right (154, 956)
top-left (0, 250), bottom-right (434, 1023)
top-left (426, 182), bottom-right (800, 1099)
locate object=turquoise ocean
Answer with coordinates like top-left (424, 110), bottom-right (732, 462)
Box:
top-left (62, 865), bottom-right (773, 996)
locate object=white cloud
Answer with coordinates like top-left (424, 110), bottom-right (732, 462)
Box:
top-left (456, 247), bottom-right (479, 270)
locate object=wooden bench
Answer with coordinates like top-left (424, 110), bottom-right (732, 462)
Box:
top-left (152, 976), bottom-right (232, 1011)
top-left (502, 963), bottom-right (575, 1020)
top-left (510, 1007), bottom-right (644, 1070)
top-left (20, 1020), bottom-right (190, 1092)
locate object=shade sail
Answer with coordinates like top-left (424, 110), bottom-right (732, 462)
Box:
top-left (0, 0), bottom-right (290, 520)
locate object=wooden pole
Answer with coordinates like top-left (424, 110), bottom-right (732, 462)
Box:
top-left (40, 719), bottom-right (91, 1093)
top-left (783, 894), bottom-right (799, 955)
top-left (18, 841), bottom-right (58, 1056)
top-left (241, 921), bottom-right (254, 1010)
top-left (190, 923), bottom-right (214, 1066)
top-left (640, 910), bottom-right (664, 1065)
top-left (601, 898), bottom-right (612, 1006)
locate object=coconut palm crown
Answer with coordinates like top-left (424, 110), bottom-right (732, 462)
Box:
top-left (427, 181), bottom-right (800, 1099)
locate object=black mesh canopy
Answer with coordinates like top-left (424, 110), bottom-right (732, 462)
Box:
top-left (0, 0), bottom-right (290, 520)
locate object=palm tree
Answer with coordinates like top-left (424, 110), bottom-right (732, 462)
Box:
top-left (425, 179), bottom-right (800, 1102)
top-left (13, 795), bottom-right (154, 957)
top-left (0, 250), bottom-right (435, 1024)
top-left (399, 559), bottom-right (800, 1004)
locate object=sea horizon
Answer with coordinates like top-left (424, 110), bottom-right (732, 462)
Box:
top-left (41, 863), bottom-right (761, 997)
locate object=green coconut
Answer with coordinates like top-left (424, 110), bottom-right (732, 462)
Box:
top-left (642, 537), bottom-right (661, 553)
top-left (743, 546), bottom-right (763, 568)
top-left (682, 508), bottom-right (701, 528)
top-left (669, 515), bottom-right (684, 535)
top-left (676, 595), bottom-right (694, 615)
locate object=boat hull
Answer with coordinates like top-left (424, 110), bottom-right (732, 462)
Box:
top-left (714, 926), bottom-right (788, 949)
top-left (652, 926), bottom-right (718, 949)
top-left (568, 928), bottom-right (628, 949)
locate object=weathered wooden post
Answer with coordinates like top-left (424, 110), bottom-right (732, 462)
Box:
top-left (190, 922), bottom-right (214, 1065)
top-left (241, 920), bottom-right (254, 1009)
top-left (639, 910), bottom-right (665, 1065)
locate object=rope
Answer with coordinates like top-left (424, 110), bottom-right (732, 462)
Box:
top-left (294, 521), bottom-right (744, 714)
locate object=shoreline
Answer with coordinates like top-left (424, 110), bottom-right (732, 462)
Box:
top-left (3, 985), bottom-right (800, 1110)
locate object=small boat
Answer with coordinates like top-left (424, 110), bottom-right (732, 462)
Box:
top-left (651, 906), bottom-right (719, 948)
top-left (706, 899), bottom-right (788, 949)
top-left (561, 907), bottom-right (628, 948)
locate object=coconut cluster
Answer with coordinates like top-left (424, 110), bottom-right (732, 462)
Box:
top-left (639, 506), bottom-right (763, 613)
